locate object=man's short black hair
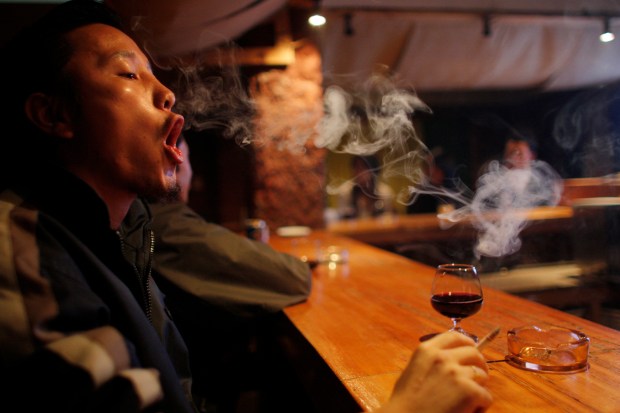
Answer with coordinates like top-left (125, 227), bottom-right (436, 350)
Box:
top-left (507, 135), bottom-right (538, 155)
top-left (3, 0), bottom-right (123, 101)
top-left (0, 0), bottom-right (124, 187)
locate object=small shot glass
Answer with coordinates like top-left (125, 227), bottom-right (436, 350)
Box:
top-left (319, 245), bottom-right (349, 266)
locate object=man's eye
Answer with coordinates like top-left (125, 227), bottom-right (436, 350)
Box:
top-left (120, 72), bottom-right (138, 79)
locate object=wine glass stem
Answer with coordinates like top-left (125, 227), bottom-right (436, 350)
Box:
top-left (451, 318), bottom-right (461, 331)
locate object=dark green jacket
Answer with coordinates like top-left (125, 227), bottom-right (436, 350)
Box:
top-left (149, 201), bottom-right (311, 318)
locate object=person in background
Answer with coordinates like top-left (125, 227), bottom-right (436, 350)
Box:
top-left (476, 133), bottom-right (540, 190)
top-left (334, 155), bottom-right (395, 219)
top-left (0, 1), bottom-right (492, 412)
top-left (496, 135), bottom-right (553, 205)
top-left (502, 136), bottom-right (537, 169)
top-left (477, 134), bottom-right (538, 179)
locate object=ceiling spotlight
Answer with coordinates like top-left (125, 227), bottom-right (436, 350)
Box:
top-left (600, 17), bottom-right (615, 42)
top-left (308, 13), bottom-right (326, 27)
top-left (308, 0), bottom-right (326, 27)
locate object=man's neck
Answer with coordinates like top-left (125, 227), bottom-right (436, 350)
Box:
top-left (107, 201), bottom-right (134, 230)
top-left (75, 176), bottom-right (135, 230)
top-left (62, 165), bottom-right (137, 230)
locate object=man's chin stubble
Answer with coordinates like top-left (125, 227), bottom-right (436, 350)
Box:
top-left (144, 183), bottom-right (181, 204)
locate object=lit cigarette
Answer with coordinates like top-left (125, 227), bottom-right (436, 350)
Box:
top-left (476, 327), bottom-right (501, 350)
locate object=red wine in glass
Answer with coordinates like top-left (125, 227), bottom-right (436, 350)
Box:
top-left (430, 264), bottom-right (483, 341)
top-left (431, 292), bottom-right (483, 319)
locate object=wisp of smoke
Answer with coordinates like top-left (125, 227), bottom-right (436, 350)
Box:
top-left (552, 84), bottom-right (620, 176)
top-left (153, 48), bottom-right (257, 146)
top-left (317, 75), bottom-right (434, 204)
top-left (316, 75), bottom-right (430, 156)
top-left (129, 16), bottom-right (256, 145)
top-left (441, 159), bottom-right (563, 258)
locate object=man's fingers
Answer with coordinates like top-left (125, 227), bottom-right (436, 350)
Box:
top-left (469, 365), bottom-right (489, 384)
top-left (422, 331), bottom-right (477, 350)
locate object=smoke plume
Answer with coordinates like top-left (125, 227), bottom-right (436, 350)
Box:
top-left (317, 74), bottom-right (564, 259)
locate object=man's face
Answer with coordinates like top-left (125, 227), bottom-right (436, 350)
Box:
top-left (504, 140), bottom-right (534, 169)
top-left (59, 23), bottom-right (184, 201)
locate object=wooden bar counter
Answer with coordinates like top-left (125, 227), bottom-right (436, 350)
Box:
top-left (269, 230), bottom-right (620, 413)
top-left (325, 206), bottom-right (574, 248)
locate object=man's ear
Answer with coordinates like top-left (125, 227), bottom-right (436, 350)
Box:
top-left (24, 93), bottom-right (74, 139)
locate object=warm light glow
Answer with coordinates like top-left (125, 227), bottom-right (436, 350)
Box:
top-left (308, 14), bottom-right (326, 27)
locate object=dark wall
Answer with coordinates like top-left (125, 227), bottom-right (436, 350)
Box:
top-left (184, 129), bottom-right (255, 229)
top-left (0, 3), bottom-right (56, 48)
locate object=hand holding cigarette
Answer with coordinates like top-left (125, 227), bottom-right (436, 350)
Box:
top-left (385, 331), bottom-right (494, 413)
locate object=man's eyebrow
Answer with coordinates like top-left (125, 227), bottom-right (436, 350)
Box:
top-left (108, 50), bottom-right (152, 72)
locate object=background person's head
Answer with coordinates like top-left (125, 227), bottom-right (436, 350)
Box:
top-left (503, 136), bottom-right (537, 169)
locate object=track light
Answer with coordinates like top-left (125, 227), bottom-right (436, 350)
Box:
top-left (600, 17), bottom-right (615, 42)
top-left (308, 0), bottom-right (326, 27)
top-left (344, 13), bottom-right (354, 36)
top-left (482, 14), bottom-right (492, 37)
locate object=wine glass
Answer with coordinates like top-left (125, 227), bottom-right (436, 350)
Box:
top-left (430, 263), bottom-right (483, 342)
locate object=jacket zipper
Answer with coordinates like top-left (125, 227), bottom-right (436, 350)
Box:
top-left (117, 229), bottom-right (155, 324)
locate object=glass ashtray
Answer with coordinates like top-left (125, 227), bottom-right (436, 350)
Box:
top-left (506, 324), bottom-right (589, 373)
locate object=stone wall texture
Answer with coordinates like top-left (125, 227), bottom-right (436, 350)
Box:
top-left (250, 43), bottom-right (327, 229)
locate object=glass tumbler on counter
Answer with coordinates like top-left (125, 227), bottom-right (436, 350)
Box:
top-left (319, 245), bottom-right (349, 269)
top-left (430, 263), bottom-right (483, 342)
top-left (244, 219), bottom-right (269, 243)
